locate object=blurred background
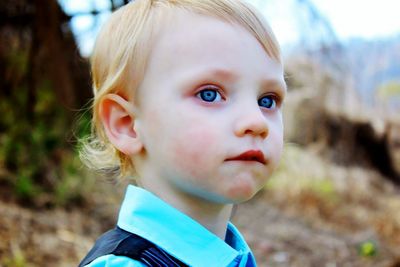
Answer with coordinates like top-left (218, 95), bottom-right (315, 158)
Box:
top-left (0, 0), bottom-right (399, 266)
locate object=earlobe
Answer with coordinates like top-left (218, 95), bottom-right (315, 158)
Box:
top-left (99, 94), bottom-right (143, 155)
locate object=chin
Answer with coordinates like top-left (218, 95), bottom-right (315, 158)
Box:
top-left (224, 182), bottom-right (260, 204)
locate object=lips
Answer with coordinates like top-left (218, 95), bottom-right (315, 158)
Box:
top-left (226, 150), bottom-right (267, 165)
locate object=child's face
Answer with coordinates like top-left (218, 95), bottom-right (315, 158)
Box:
top-left (134, 10), bottom-right (286, 203)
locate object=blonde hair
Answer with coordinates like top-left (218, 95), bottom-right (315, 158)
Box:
top-left (80, 0), bottom-right (282, 179)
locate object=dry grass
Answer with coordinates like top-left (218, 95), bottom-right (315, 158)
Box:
top-left (265, 143), bottom-right (400, 256)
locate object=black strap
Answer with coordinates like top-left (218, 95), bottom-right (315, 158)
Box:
top-left (79, 227), bottom-right (188, 267)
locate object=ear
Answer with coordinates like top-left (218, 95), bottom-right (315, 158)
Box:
top-left (99, 93), bottom-right (143, 156)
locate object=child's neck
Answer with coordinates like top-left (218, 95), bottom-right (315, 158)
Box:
top-left (170, 192), bottom-right (234, 240)
top-left (142, 183), bottom-right (233, 239)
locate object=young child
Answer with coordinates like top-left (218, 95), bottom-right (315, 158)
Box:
top-left (79, 0), bottom-right (286, 266)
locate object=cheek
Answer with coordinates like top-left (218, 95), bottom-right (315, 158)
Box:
top-left (269, 121), bottom-right (284, 163)
top-left (170, 126), bottom-right (220, 177)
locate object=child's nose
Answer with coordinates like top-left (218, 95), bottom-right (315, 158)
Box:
top-left (233, 106), bottom-right (269, 139)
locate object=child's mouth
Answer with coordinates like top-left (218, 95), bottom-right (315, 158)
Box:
top-left (226, 150), bottom-right (267, 165)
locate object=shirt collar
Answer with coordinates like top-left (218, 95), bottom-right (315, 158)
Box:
top-left (117, 185), bottom-right (255, 266)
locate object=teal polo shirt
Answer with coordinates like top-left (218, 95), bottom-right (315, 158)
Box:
top-left (86, 185), bottom-right (257, 267)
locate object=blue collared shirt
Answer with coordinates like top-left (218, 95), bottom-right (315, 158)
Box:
top-left (86, 185), bottom-right (257, 267)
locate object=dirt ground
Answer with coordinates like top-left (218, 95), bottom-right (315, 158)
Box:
top-left (1, 152), bottom-right (400, 267)
top-left (234, 191), bottom-right (400, 267)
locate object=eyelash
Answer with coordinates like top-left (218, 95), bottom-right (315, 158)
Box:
top-left (195, 86), bottom-right (281, 109)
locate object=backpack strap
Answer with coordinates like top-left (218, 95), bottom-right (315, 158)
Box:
top-left (79, 227), bottom-right (188, 267)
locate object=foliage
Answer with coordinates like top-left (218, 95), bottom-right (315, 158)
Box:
top-left (0, 46), bottom-right (92, 207)
top-left (1, 252), bottom-right (29, 267)
top-left (1, 242), bottom-right (30, 267)
top-left (377, 81), bottom-right (400, 100)
top-left (266, 143), bottom-right (338, 202)
top-left (358, 240), bottom-right (378, 257)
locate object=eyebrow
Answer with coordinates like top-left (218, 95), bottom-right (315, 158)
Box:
top-left (260, 79), bottom-right (287, 97)
top-left (205, 68), bottom-right (239, 83)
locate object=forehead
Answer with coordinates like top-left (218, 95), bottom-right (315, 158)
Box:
top-left (158, 10), bottom-right (242, 52)
top-left (145, 8), bottom-right (284, 82)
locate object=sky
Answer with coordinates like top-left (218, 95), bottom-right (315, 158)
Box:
top-left (310, 0), bottom-right (400, 39)
top-left (59, 0), bottom-right (400, 56)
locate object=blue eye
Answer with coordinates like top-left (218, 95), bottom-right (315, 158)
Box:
top-left (258, 96), bottom-right (276, 109)
top-left (197, 89), bottom-right (222, 102)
